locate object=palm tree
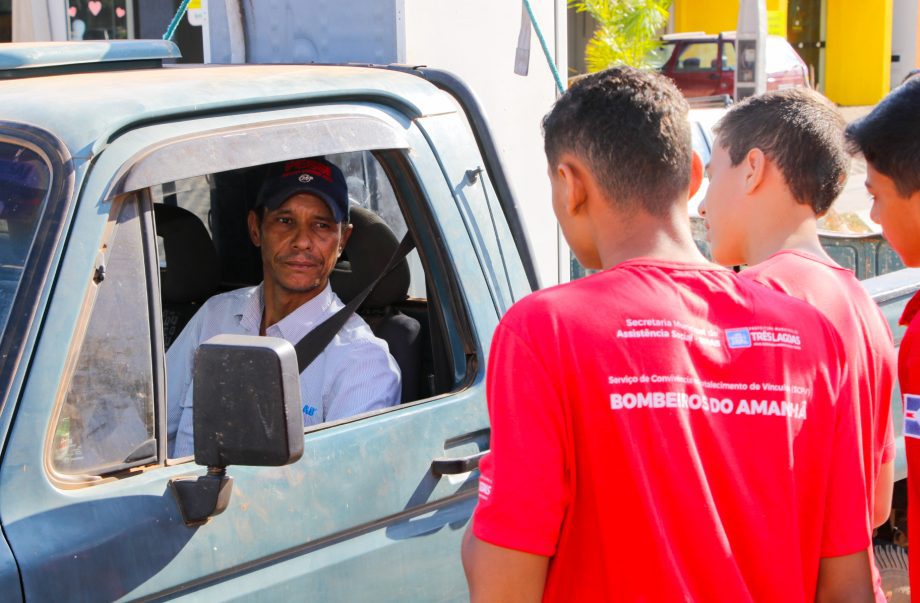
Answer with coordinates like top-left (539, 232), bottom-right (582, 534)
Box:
top-left (570, 0), bottom-right (673, 71)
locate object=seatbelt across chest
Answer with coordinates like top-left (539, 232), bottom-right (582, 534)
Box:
top-left (293, 232), bottom-right (415, 373)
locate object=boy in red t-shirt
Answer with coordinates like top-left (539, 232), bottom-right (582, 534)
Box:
top-left (698, 89), bottom-right (896, 603)
top-left (845, 76), bottom-right (920, 596)
top-left (461, 67), bottom-right (872, 601)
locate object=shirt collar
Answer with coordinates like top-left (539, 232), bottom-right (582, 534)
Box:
top-left (237, 282), bottom-right (339, 341)
top-left (901, 290), bottom-right (920, 327)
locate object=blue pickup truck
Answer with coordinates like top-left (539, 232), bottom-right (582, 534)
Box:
top-left (0, 40), bottom-right (540, 601)
top-left (0, 40), bottom-right (917, 601)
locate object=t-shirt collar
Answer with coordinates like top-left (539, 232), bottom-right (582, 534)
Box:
top-left (901, 290), bottom-right (920, 327)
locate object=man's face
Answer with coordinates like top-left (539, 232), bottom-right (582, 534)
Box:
top-left (249, 193), bottom-right (351, 295)
top-left (698, 140), bottom-right (748, 266)
top-left (866, 164), bottom-right (920, 267)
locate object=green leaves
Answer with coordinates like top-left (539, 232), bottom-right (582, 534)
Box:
top-left (570, 0), bottom-right (673, 71)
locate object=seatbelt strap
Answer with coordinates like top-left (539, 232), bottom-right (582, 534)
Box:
top-left (294, 232), bottom-right (415, 373)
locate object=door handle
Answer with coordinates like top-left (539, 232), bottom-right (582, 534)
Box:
top-left (431, 450), bottom-right (488, 476)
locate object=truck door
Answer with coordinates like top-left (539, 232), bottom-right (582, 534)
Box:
top-left (0, 100), bottom-right (524, 601)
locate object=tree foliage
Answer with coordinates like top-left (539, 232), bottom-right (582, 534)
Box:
top-left (570, 0), bottom-right (673, 71)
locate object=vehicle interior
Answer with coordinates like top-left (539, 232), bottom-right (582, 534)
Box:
top-left (151, 150), bottom-right (459, 409)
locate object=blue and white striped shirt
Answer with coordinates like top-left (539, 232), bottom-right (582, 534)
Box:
top-left (166, 283), bottom-right (401, 458)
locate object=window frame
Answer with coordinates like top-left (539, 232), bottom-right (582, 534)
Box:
top-left (104, 110), bottom-right (478, 465)
top-left (45, 192), bottom-right (165, 484)
top-left (0, 123), bottom-right (74, 417)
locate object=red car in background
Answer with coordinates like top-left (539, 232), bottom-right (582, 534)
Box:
top-left (649, 32), bottom-right (809, 99)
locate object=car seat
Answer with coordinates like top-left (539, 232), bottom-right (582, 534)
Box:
top-left (153, 204), bottom-right (220, 348)
top-left (330, 206), bottom-right (421, 403)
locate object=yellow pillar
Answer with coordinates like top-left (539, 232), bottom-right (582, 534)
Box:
top-left (825, 0), bottom-right (892, 105)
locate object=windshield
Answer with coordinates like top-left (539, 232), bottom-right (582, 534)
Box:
top-left (0, 141), bottom-right (51, 337)
top-left (646, 43), bottom-right (676, 70)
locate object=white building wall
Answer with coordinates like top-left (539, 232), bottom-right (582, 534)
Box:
top-left (403, 2), bottom-right (567, 286)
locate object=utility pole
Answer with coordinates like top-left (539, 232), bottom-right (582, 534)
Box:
top-left (735, 0), bottom-right (766, 100)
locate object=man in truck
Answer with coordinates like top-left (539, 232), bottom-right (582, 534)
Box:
top-left (166, 157), bottom-right (401, 458)
top-left (461, 67), bottom-right (872, 601)
top-left (845, 76), bottom-right (920, 597)
top-left (697, 88), bottom-right (896, 603)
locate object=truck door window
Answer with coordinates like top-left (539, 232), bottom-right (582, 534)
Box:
top-left (0, 141), bottom-right (51, 337)
top-left (676, 42), bottom-right (719, 72)
top-left (153, 150), bottom-right (468, 459)
top-left (50, 196), bottom-right (157, 476)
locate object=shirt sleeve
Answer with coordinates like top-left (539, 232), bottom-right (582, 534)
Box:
top-left (472, 319), bottom-right (569, 557)
top-left (165, 307), bottom-right (205, 458)
top-left (820, 337), bottom-right (872, 557)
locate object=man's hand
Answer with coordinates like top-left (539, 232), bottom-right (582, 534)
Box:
top-left (461, 525), bottom-right (550, 603)
top-left (815, 550), bottom-right (873, 603)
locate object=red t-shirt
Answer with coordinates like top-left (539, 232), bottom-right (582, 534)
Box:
top-left (742, 251), bottom-right (896, 517)
top-left (900, 292), bottom-right (920, 594)
top-left (473, 258), bottom-right (869, 602)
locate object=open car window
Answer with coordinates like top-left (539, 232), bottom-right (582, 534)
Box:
top-left (154, 150), bottom-right (468, 459)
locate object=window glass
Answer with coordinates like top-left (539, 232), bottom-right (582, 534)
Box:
top-left (328, 151), bottom-right (426, 298)
top-left (690, 122), bottom-right (711, 167)
top-left (722, 41), bottom-right (737, 71)
top-left (0, 0), bottom-right (10, 42)
top-left (675, 42), bottom-right (719, 72)
top-left (0, 141), bottom-right (51, 338)
top-left (67, 0), bottom-right (133, 41)
top-left (646, 43), bottom-right (676, 70)
top-left (51, 197), bottom-right (156, 475)
top-left (156, 148), bottom-right (462, 454)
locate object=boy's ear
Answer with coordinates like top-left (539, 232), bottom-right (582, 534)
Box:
top-left (556, 156), bottom-right (589, 217)
top-left (688, 151), bottom-right (704, 200)
top-left (743, 148), bottom-right (767, 195)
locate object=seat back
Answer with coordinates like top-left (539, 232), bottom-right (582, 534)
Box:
top-left (154, 204), bottom-right (220, 348)
top-left (331, 207), bottom-right (421, 402)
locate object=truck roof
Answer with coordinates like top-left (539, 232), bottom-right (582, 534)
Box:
top-left (0, 46), bottom-right (455, 159)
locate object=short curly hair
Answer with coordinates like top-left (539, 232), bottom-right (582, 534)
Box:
top-left (542, 66), bottom-right (692, 216)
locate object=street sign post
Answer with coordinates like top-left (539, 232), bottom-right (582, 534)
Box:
top-left (735, 0), bottom-right (767, 100)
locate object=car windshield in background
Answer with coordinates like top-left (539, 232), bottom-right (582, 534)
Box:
top-left (0, 141), bottom-right (51, 337)
top-left (646, 44), bottom-right (676, 69)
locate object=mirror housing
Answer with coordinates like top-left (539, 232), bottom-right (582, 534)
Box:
top-left (193, 334), bottom-right (304, 466)
top-left (170, 335), bottom-right (304, 527)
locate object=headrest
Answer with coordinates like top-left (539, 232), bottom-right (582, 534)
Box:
top-left (154, 204), bottom-right (220, 304)
top-left (330, 206), bottom-right (410, 309)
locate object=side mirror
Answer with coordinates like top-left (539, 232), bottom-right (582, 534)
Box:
top-left (170, 335), bottom-right (304, 526)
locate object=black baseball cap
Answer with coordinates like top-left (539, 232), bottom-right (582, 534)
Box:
top-left (256, 157), bottom-right (349, 223)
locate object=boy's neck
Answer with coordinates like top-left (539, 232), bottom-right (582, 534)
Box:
top-left (595, 207), bottom-right (710, 270)
top-left (743, 199), bottom-right (831, 267)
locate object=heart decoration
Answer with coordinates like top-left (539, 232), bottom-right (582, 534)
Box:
top-left (68, 6), bottom-right (77, 17)
top-left (115, 7), bottom-right (126, 18)
top-left (88, 0), bottom-right (102, 16)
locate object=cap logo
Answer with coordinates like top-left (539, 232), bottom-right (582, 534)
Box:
top-left (298, 173), bottom-right (314, 183)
